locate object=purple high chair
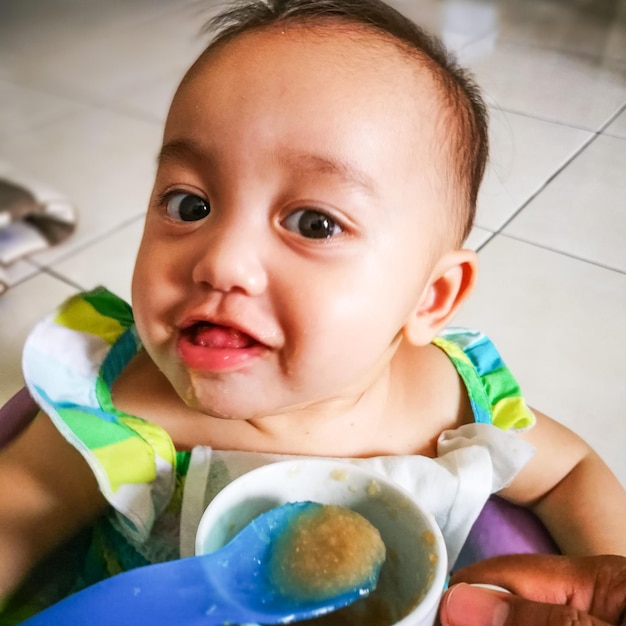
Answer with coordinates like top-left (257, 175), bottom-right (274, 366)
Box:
top-left (0, 386), bottom-right (559, 574)
top-left (0, 386), bottom-right (40, 447)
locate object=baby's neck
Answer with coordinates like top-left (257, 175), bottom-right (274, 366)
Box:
top-left (112, 342), bottom-right (469, 458)
top-left (229, 372), bottom-right (402, 457)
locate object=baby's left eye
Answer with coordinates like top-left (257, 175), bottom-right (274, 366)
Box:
top-left (165, 193), bottom-right (210, 222)
top-left (282, 209), bottom-right (342, 239)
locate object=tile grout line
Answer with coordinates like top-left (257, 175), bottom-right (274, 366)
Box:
top-left (485, 103), bottom-right (622, 135)
top-left (490, 38), bottom-right (626, 65)
top-left (485, 101), bottom-right (626, 239)
top-left (476, 101), bottom-right (626, 256)
top-left (27, 213), bottom-right (147, 272)
top-left (480, 232), bottom-right (626, 277)
top-left (5, 264), bottom-right (85, 294)
top-left (39, 266), bottom-right (85, 292)
top-left (0, 0), bottom-right (212, 129)
top-left (0, 75), bottom-right (166, 127)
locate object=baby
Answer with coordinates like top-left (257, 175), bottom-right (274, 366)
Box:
top-left (1, 0), bottom-right (625, 619)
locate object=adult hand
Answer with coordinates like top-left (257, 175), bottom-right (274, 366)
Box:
top-left (439, 554), bottom-right (626, 626)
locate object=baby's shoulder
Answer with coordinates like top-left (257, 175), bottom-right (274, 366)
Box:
top-left (393, 340), bottom-right (475, 435)
top-left (393, 327), bottom-right (536, 435)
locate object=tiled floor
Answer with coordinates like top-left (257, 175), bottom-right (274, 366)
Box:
top-left (0, 0), bottom-right (624, 486)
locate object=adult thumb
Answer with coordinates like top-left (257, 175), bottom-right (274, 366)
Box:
top-left (440, 583), bottom-right (612, 626)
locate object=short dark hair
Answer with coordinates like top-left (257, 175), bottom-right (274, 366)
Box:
top-left (200, 0), bottom-right (488, 244)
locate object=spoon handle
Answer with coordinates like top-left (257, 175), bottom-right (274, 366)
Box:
top-left (21, 555), bottom-right (238, 626)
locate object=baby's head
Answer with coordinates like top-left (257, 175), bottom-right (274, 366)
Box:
top-left (132, 0), bottom-right (489, 420)
top-left (191, 0), bottom-right (488, 246)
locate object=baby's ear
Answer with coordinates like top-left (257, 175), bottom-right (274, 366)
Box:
top-left (403, 249), bottom-right (478, 346)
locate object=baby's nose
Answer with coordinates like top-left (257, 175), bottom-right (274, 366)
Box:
top-left (190, 219), bottom-right (268, 296)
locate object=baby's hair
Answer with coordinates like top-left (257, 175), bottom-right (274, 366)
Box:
top-left (199, 0), bottom-right (488, 244)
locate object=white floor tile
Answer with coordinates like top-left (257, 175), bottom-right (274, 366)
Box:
top-left (463, 37), bottom-right (626, 131)
top-left (114, 70), bottom-right (181, 123)
top-left (504, 134), bottom-right (626, 272)
top-left (0, 3), bottom-right (209, 112)
top-left (604, 107), bottom-right (626, 138)
top-left (51, 218), bottom-right (144, 303)
top-left (476, 109), bottom-right (592, 231)
top-left (0, 273), bottom-right (76, 405)
top-left (113, 0), bottom-right (228, 119)
top-left (440, 0), bottom-right (498, 39)
top-left (389, 0), bottom-right (496, 48)
top-left (0, 260), bottom-right (40, 289)
top-left (0, 107), bottom-right (161, 265)
top-left (453, 235), bottom-right (626, 487)
top-left (0, 0), bottom-right (198, 62)
top-left (0, 79), bottom-right (85, 140)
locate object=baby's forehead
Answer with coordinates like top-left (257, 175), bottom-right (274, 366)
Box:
top-left (171, 23), bottom-right (454, 167)
top-left (187, 20), bottom-right (443, 99)
top-left (173, 22), bottom-right (451, 151)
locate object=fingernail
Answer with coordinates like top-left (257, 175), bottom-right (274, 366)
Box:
top-left (442, 583), bottom-right (510, 626)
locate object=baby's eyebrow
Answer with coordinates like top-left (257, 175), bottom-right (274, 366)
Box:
top-left (157, 139), bottom-right (203, 165)
top-left (156, 140), bottom-right (377, 197)
top-left (279, 150), bottom-right (377, 197)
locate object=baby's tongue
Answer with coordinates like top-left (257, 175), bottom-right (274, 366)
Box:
top-left (191, 324), bottom-right (254, 349)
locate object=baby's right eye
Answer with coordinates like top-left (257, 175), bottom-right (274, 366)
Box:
top-left (164, 193), bottom-right (210, 222)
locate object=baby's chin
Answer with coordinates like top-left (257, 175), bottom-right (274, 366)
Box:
top-left (174, 365), bottom-right (359, 424)
top-left (177, 378), bottom-right (273, 422)
top-left (178, 386), bottom-right (236, 420)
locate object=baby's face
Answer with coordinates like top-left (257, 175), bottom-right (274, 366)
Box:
top-left (132, 24), bottom-right (453, 420)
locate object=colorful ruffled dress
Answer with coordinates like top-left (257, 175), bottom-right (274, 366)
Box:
top-left (7, 287), bottom-right (535, 621)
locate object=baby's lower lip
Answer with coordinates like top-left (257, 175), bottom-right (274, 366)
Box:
top-left (177, 323), bottom-right (267, 371)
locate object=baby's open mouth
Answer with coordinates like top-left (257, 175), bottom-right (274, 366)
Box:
top-left (182, 322), bottom-right (259, 349)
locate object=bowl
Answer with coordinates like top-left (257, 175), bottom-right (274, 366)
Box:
top-left (195, 458), bottom-right (447, 626)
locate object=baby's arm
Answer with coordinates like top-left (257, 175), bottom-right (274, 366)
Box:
top-left (0, 412), bottom-right (107, 601)
top-left (499, 409), bottom-right (626, 556)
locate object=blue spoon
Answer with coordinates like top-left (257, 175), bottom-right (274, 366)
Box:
top-left (23, 501), bottom-right (384, 626)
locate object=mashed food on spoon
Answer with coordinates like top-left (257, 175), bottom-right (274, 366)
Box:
top-left (269, 504), bottom-right (386, 602)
